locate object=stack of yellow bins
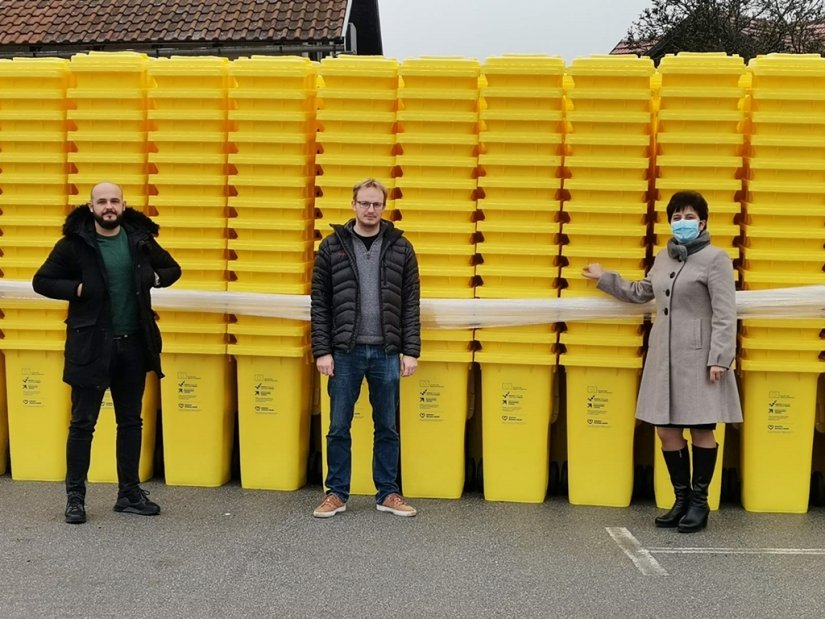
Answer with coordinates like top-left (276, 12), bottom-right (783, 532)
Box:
top-left (395, 58), bottom-right (480, 499)
top-left (314, 56), bottom-right (399, 496)
top-left (474, 55), bottom-right (565, 503)
top-left (559, 56), bottom-right (654, 507)
top-left (739, 53), bottom-right (825, 513)
top-left (147, 57), bottom-right (234, 487)
top-left (227, 56), bottom-right (317, 491)
top-left (0, 58), bottom-right (71, 480)
top-left (651, 52), bottom-right (747, 513)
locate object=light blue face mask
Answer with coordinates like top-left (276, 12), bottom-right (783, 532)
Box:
top-left (671, 219), bottom-right (700, 243)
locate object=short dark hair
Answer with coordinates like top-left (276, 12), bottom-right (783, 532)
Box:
top-left (666, 191), bottom-right (708, 222)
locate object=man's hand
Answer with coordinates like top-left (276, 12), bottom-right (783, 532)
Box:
top-left (400, 355), bottom-right (418, 377)
top-left (581, 263), bottom-right (605, 280)
top-left (316, 354), bottom-right (334, 377)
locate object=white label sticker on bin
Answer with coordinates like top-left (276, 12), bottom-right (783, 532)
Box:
top-left (253, 373), bottom-right (278, 415)
top-left (500, 383), bottom-right (525, 423)
top-left (767, 390), bottom-right (794, 433)
top-left (20, 368), bottom-right (44, 408)
top-left (586, 384), bottom-right (612, 428)
top-left (417, 379), bottom-right (443, 421)
top-left (176, 371), bottom-right (201, 412)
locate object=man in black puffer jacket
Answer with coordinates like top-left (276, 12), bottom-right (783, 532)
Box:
top-left (33, 182), bottom-right (181, 525)
top-left (311, 178), bottom-right (421, 519)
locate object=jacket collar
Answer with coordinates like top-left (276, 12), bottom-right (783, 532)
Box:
top-left (63, 206), bottom-right (160, 242)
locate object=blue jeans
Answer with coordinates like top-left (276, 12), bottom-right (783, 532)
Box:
top-left (325, 344), bottom-right (400, 504)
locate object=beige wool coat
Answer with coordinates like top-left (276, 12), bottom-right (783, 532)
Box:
top-left (597, 244), bottom-right (743, 426)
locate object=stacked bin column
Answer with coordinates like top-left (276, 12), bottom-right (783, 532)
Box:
top-left (66, 53), bottom-right (159, 484)
top-left (147, 57), bottom-right (234, 487)
top-left (227, 56), bottom-right (317, 490)
top-left (0, 58), bottom-right (71, 480)
top-left (395, 58), bottom-right (480, 498)
top-left (559, 56), bottom-right (654, 507)
top-left (739, 54), bottom-right (825, 512)
top-left (651, 52), bottom-right (747, 511)
top-left (314, 56), bottom-right (399, 496)
top-left (474, 55), bottom-right (565, 502)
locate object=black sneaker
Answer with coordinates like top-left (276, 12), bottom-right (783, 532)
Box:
top-left (65, 495), bottom-right (87, 524)
top-left (113, 488), bottom-right (160, 516)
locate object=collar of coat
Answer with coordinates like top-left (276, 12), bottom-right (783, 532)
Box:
top-left (332, 218), bottom-right (403, 242)
top-left (62, 206), bottom-right (160, 240)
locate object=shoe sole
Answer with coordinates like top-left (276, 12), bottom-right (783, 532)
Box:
top-left (65, 516), bottom-right (86, 524)
top-left (114, 506), bottom-right (160, 516)
top-left (313, 505), bottom-right (346, 518)
top-left (376, 505), bottom-right (417, 517)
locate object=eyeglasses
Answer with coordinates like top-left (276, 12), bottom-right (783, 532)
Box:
top-left (354, 200), bottom-right (385, 211)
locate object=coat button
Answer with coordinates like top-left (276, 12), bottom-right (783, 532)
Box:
top-left (663, 308), bottom-right (669, 316)
top-left (669, 272), bottom-right (675, 278)
top-left (665, 289), bottom-right (670, 296)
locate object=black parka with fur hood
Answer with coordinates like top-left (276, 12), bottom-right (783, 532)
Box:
top-left (33, 207), bottom-right (181, 388)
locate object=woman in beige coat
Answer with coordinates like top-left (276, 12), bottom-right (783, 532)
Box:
top-left (583, 191), bottom-right (742, 533)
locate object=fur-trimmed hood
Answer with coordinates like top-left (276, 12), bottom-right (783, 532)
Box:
top-left (63, 206), bottom-right (160, 238)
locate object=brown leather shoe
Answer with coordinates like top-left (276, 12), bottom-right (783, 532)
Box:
top-left (376, 493), bottom-right (417, 517)
top-left (313, 493), bottom-right (346, 518)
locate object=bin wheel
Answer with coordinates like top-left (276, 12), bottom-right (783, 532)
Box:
top-left (464, 457), bottom-right (476, 492)
top-left (475, 458), bottom-right (484, 492)
top-left (559, 461), bottom-right (568, 497)
top-left (643, 465), bottom-right (655, 500)
top-left (548, 462), bottom-right (560, 496)
top-left (810, 472), bottom-right (825, 507)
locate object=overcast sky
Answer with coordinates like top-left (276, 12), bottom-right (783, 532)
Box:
top-left (377, 0), bottom-right (654, 61)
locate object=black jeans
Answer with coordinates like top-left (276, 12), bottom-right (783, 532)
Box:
top-left (66, 335), bottom-right (147, 499)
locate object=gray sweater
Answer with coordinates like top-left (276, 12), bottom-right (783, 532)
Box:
top-left (352, 231), bottom-right (384, 345)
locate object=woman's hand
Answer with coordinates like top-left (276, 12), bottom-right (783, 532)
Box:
top-left (582, 263), bottom-right (605, 280)
top-left (709, 365), bottom-right (727, 383)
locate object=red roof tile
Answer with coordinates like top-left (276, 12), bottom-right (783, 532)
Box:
top-left (0, 0), bottom-right (349, 46)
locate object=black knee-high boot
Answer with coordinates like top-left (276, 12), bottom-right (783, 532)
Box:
top-left (655, 446), bottom-right (691, 528)
top-left (678, 444), bottom-right (718, 533)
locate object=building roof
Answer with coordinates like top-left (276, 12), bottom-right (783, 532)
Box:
top-left (0, 0), bottom-right (350, 47)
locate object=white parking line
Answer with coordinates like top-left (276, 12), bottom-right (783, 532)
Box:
top-left (608, 527), bottom-right (825, 575)
top-left (606, 527), bottom-right (669, 576)
top-left (648, 547), bottom-right (825, 555)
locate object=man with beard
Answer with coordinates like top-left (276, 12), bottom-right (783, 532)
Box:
top-left (33, 181), bottom-right (181, 524)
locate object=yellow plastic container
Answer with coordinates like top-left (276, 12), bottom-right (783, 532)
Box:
top-left (319, 374), bottom-right (377, 496)
top-left (4, 349), bottom-right (71, 481)
top-left (0, 354), bottom-right (7, 475)
top-left (564, 365), bottom-right (639, 506)
top-left (88, 373), bottom-right (159, 483)
top-left (739, 366), bottom-right (821, 513)
top-left (653, 424), bottom-right (727, 511)
top-left (399, 359), bottom-right (471, 499)
top-left (160, 353), bottom-right (235, 486)
top-left (235, 352), bottom-right (312, 490)
top-left (480, 359), bottom-right (555, 503)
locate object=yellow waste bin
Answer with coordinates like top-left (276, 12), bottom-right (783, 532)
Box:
top-left (0, 353), bottom-right (7, 475)
top-left (477, 356), bottom-right (555, 503)
top-left (4, 348), bottom-right (71, 481)
top-left (564, 361), bottom-right (641, 507)
top-left (319, 373), bottom-right (377, 496)
top-left (399, 350), bottom-right (472, 499)
top-left (740, 363), bottom-right (821, 513)
top-left (235, 350), bottom-right (312, 491)
top-left (160, 352), bottom-right (236, 487)
top-left (88, 373), bottom-right (159, 484)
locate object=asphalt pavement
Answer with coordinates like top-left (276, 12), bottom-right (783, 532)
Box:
top-left (2, 476), bottom-right (824, 618)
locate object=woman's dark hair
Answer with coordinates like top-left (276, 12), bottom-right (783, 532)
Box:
top-left (666, 191), bottom-right (708, 222)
